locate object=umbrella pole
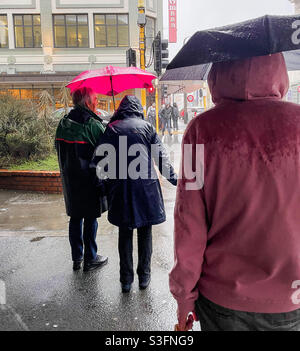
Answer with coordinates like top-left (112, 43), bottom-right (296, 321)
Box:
top-left (110, 75), bottom-right (116, 112)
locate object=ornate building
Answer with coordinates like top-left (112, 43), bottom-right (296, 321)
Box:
top-left (0, 0), bottom-right (163, 111)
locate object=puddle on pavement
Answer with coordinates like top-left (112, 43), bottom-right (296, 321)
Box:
top-left (0, 190), bottom-right (67, 233)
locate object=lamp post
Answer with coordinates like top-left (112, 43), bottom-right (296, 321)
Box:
top-left (154, 79), bottom-right (159, 133)
top-left (138, 0), bottom-right (147, 117)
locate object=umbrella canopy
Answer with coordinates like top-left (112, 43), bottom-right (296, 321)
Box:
top-left (66, 65), bottom-right (156, 95)
top-left (159, 81), bottom-right (205, 95)
top-left (161, 63), bottom-right (212, 83)
top-left (167, 14), bottom-right (300, 71)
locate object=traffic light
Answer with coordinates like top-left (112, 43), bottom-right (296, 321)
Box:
top-left (126, 48), bottom-right (137, 67)
top-left (154, 32), bottom-right (169, 76)
top-left (161, 39), bottom-right (169, 69)
top-left (161, 85), bottom-right (168, 99)
top-left (148, 86), bottom-right (155, 94)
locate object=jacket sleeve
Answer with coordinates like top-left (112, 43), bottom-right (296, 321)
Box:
top-left (89, 119), bottom-right (106, 147)
top-left (151, 130), bottom-right (177, 186)
top-left (169, 125), bottom-right (208, 315)
top-left (86, 121), bottom-right (106, 193)
top-left (89, 129), bottom-right (111, 194)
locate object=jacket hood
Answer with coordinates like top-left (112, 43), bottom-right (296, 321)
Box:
top-left (110, 95), bottom-right (144, 123)
top-left (208, 53), bottom-right (289, 105)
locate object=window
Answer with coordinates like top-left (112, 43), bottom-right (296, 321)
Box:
top-left (94, 14), bottom-right (129, 47)
top-left (0, 15), bottom-right (8, 48)
top-left (145, 16), bottom-right (155, 52)
top-left (53, 14), bottom-right (89, 48)
top-left (14, 14), bottom-right (41, 48)
top-left (0, 87), bottom-right (64, 107)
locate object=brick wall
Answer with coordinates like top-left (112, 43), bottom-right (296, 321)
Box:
top-left (0, 170), bottom-right (63, 194)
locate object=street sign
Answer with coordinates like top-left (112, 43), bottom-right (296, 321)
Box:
top-left (168, 0), bottom-right (177, 43)
top-left (187, 95), bottom-right (194, 102)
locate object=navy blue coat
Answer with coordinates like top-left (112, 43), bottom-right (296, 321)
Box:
top-left (91, 96), bottom-right (177, 229)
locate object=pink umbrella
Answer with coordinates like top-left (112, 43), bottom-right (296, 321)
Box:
top-left (66, 65), bottom-right (157, 110)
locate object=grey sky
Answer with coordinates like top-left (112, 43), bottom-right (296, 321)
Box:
top-left (163, 0), bottom-right (295, 59)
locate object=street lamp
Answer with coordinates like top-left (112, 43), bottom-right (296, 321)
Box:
top-left (154, 79), bottom-right (160, 133)
top-left (137, 0), bottom-right (147, 116)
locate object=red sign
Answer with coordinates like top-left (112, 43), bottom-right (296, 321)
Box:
top-left (168, 0), bottom-right (177, 43)
top-left (187, 95), bottom-right (194, 103)
top-left (298, 86), bottom-right (300, 93)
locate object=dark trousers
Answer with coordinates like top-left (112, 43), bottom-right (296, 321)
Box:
top-left (118, 226), bottom-right (152, 284)
top-left (69, 217), bottom-right (98, 262)
top-left (162, 119), bottom-right (172, 135)
top-left (172, 118), bottom-right (178, 130)
top-left (195, 293), bottom-right (300, 331)
top-left (149, 115), bottom-right (156, 128)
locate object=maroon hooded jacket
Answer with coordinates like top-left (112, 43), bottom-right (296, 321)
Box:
top-left (169, 53), bottom-right (300, 315)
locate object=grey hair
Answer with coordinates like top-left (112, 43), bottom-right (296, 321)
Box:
top-left (71, 87), bottom-right (96, 107)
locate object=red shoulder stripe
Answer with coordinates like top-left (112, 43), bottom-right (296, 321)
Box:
top-left (56, 138), bottom-right (88, 144)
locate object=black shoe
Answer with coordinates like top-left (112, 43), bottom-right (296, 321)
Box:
top-left (73, 261), bottom-right (82, 271)
top-left (139, 276), bottom-right (151, 290)
top-left (121, 283), bottom-right (132, 293)
top-left (83, 255), bottom-right (108, 272)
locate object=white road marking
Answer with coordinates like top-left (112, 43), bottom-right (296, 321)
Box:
top-left (0, 281), bottom-right (29, 330)
top-left (0, 280), bottom-right (6, 305)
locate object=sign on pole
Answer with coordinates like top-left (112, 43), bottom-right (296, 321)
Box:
top-left (168, 0), bottom-right (177, 43)
top-left (187, 95), bottom-right (194, 103)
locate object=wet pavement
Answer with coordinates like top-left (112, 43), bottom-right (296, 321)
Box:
top-left (0, 124), bottom-right (200, 331)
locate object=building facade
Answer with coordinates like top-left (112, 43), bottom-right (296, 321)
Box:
top-left (0, 0), bottom-right (163, 111)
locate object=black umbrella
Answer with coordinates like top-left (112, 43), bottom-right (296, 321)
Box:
top-left (167, 14), bottom-right (300, 72)
top-left (161, 63), bottom-right (212, 82)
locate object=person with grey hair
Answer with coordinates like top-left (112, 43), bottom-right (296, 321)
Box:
top-left (55, 87), bottom-right (108, 272)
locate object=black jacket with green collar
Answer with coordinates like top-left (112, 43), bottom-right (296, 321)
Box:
top-left (55, 105), bottom-right (107, 218)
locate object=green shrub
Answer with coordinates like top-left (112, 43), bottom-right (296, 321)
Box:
top-left (0, 93), bottom-right (58, 168)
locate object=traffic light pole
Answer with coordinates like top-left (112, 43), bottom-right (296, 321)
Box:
top-left (138, 0), bottom-right (147, 117)
top-left (184, 92), bottom-right (188, 124)
top-left (155, 80), bottom-right (159, 133)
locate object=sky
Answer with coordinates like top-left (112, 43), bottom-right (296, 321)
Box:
top-left (163, 0), bottom-right (295, 60)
